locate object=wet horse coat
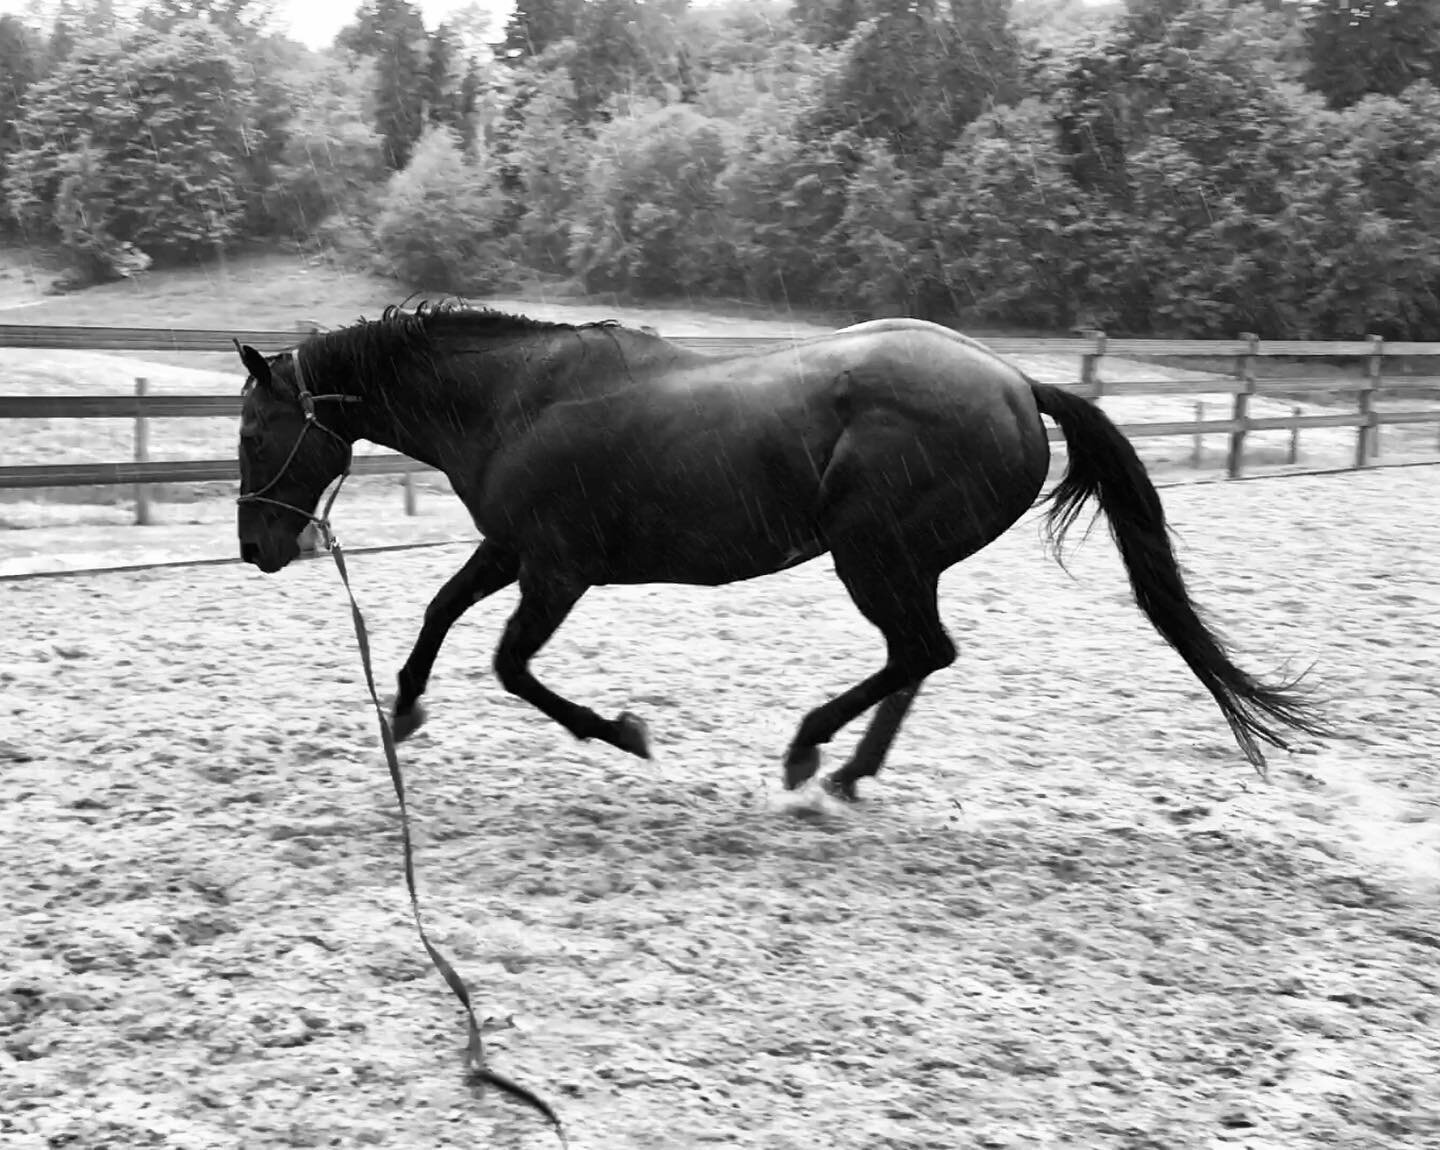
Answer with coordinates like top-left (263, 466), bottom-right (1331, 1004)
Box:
top-left (236, 304), bottom-right (1328, 798)
top-left (467, 317), bottom-right (1047, 588)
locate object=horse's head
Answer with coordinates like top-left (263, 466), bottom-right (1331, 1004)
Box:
top-left (235, 341), bottom-right (355, 573)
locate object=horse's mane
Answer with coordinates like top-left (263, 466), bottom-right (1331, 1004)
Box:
top-left (297, 297), bottom-right (624, 376)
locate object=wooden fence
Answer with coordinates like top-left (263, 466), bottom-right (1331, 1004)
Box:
top-left (4, 325), bottom-right (1439, 526)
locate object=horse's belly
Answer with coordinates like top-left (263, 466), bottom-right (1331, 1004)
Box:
top-left (597, 495), bottom-right (828, 587)
top-left (477, 385), bottom-right (840, 585)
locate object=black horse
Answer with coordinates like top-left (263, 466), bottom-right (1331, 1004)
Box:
top-left (236, 302), bottom-right (1328, 799)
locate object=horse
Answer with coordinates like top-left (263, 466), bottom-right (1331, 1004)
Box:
top-left (235, 301), bottom-right (1329, 800)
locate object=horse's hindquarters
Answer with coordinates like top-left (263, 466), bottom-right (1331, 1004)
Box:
top-left (816, 367), bottom-right (1049, 572)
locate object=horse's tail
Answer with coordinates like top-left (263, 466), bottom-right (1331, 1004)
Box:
top-left (1029, 380), bottom-right (1333, 770)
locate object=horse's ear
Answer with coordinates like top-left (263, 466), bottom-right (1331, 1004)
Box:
top-left (235, 341), bottom-right (272, 388)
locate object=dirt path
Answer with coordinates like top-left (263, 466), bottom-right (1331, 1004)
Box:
top-left (2, 468), bottom-right (1438, 1150)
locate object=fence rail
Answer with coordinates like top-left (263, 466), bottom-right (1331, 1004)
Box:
top-left (5, 324), bottom-right (1440, 514)
top-left (0, 452), bottom-right (428, 490)
top-left (0, 394), bottom-right (240, 419)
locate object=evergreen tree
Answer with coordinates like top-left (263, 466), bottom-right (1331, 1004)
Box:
top-left (337, 0), bottom-right (429, 169)
top-left (0, 15), bottom-right (43, 231)
top-left (501, 0), bottom-right (584, 60)
top-left (423, 23), bottom-right (466, 133)
top-left (567, 0), bottom-right (689, 121)
top-left (571, 0), bottom-right (652, 119)
top-left (457, 56), bottom-right (482, 149)
top-left (499, 69), bottom-right (590, 270)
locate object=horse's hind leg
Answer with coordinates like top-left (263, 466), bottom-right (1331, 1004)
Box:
top-left (782, 559), bottom-right (954, 795)
top-left (492, 567), bottom-right (652, 759)
top-left (781, 382), bottom-right (1048, 798)
top-left (391, 539), bottom-right (519, 741)
top-left (824, 682), bottom-right (924, 801)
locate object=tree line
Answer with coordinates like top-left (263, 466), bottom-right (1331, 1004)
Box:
top-left (2, 0), bottom-right (1438, 338)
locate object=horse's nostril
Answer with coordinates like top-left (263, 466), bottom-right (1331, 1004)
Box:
top-left (240, 540), bottom-right (259, 564)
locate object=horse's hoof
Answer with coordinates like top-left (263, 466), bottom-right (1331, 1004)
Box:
top-left (390, 698), bottom-right (427, 743)
top-left (783, 745), bottom-right (821, 790)
top-left (614, 711), bottom-right (652, 760)
top-left (822, 773), bottom-right (860, 803)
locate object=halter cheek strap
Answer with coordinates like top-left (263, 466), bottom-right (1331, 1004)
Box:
top-left (235, 343), bottom-right (361, 548)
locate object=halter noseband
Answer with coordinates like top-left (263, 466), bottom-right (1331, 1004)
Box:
top-left (235, 341), bottom-right (360, 547)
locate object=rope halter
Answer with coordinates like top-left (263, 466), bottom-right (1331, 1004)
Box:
top-left (235, 340), bottom-right (360, 549)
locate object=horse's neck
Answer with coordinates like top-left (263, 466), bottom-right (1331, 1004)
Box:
top-left (352, 355), bottom-right (490, 473)
top-left (348, 329), bottom-right (620, 468)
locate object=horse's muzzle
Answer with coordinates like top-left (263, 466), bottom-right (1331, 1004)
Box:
top-left (239, 535), bottom-right (296, 573)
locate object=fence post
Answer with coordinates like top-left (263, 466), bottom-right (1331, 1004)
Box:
top-left (1355, 334), bottom-right (1382, 468)
top-left (1226, 333), bottom-right (1258, 479)
top-left (1288, 405), bottom-right (1301, 465)
top-left (1191, 401), bottom-right (1205, 468)
top-left (1079, 330), bottom-right (1107, 398)
top-left (133, 377), bottom-right (153, 526)
top-left (403, 469), bottom-right (418, 516)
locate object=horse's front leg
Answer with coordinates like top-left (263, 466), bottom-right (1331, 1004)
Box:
top-left (390, 539), bottom-right (520, 741)
top-left (491, 568), bottom-right (651, 759)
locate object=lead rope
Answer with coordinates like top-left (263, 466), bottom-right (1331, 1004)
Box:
top-left (255, 344), bottom-right (566, 1145)
top-left (325, 537), bottom-right (567, 1146)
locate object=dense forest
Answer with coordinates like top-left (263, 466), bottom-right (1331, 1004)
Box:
top-left (1, 0), bottom-right (1438, 337)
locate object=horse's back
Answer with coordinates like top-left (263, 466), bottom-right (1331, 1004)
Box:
top-left (826, 317), bottom-right (1028, 385)
top-left (672, 317), bottom-right (1031, 404)
top-left (649, 319), bottom-right (1045, 484)
top-left (761, 318), bottom-right (1040, 427)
